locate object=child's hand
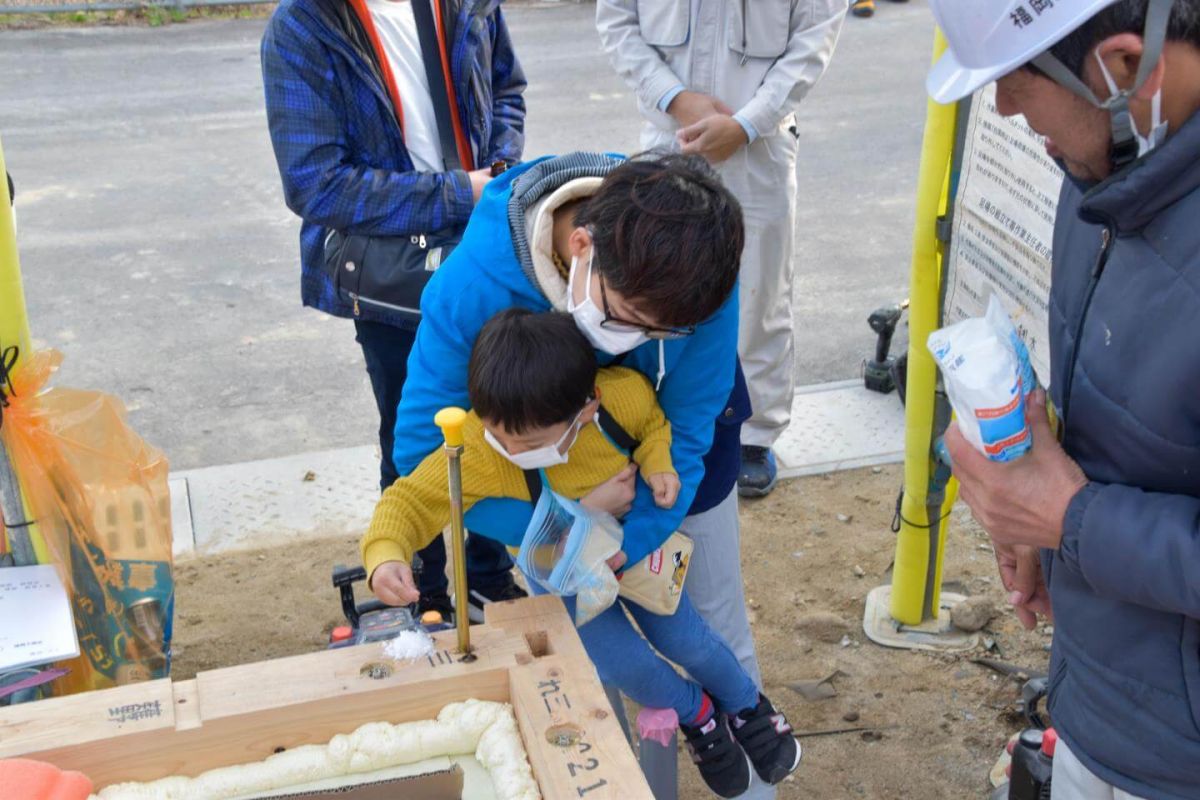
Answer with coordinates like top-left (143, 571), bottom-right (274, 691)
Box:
top-left (581, 463), bottom-right (637, 518)
top-left (606, 551), bottom-right (628, 573)
top-left (648, 472), bottom-right (680, 509)
top-left (370, 560), bottom-right (420, 607)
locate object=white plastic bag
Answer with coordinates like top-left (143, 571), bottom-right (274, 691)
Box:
top-left (516, 488), bottom-right (622, 626)
top-left (928, 296), bottom-right (1036, 462)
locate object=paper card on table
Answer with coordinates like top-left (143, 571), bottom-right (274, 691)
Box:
top-left (0, 564), bottom-right (80, 672)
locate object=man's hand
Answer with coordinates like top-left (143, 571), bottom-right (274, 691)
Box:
top-left (666, 90), bottom-right (732, 128)
top-left (581, 463), bottom-right (637, 518)
top-left (677, 115), bottom-right (749, 164)
top-left (994, 542), bottom-right (1053, 630)
top-left (647, 472), bottom-right (681, 509)
top-left (370, 560), bottom-right (420, 607)
top-left (467, 168), bottom-right (493, 202)
top-left (946, 389), bottom-right (1089, 550)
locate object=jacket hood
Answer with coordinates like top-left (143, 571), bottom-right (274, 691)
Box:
top-left (506, 152), bottom-right (625, 300)
top-left (1080, 108), bottom-right (1200, 233)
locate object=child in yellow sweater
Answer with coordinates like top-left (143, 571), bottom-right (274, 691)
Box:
top-left (362, 309), bottom-right (800, 797)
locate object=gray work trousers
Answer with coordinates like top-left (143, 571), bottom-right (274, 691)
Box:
top-left (642, 125), bottom-right (801, 450)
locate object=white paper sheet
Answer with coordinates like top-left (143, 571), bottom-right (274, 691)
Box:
top-left (0, 564), bottom-right (79, 672)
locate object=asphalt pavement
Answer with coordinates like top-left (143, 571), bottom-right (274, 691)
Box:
top-left (0, 1), bottom-right (934, 469)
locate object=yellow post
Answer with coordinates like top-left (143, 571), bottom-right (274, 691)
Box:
top-left (889, 30), bottom-right (961, 626)
top-left (0, 137), bottom-right (32, 363)
top-left (435, 406), bottom-right (475, 660)
top-left (0, 136), bottom-right (48, 567)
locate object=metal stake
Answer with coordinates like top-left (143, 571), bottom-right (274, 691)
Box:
top-left (435, 407), bottom-right (474, 661)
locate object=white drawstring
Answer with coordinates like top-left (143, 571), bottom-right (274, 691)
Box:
top-left (656, 339), bottom-right (666, 391)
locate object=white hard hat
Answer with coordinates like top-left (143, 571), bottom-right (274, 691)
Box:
top-left (926, 0), bottom-right (1124, 103)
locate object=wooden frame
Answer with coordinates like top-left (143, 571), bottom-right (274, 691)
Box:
top-left (0, 596), bottom-right (653, 799)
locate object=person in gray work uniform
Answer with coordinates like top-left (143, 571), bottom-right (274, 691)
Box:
top-left (596, 0), bottom-right (845, 498)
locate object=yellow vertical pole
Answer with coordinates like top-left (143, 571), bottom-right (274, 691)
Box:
top-left (0, 137), bottom-right (32, 362)
top-left (0, 137), bottom-right (50, 567)
top-left (889, 30), bottom-right (960, 626)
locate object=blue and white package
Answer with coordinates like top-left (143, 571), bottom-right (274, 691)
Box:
top-left (928, 296), bottom-right (1033, 462)
top-left (986, 295), bottom-right (1037, 398)
top-left (517, 488), bottom-right (623, 625)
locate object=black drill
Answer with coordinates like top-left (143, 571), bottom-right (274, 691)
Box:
top-left (864, 301), bottom-right (908, 395)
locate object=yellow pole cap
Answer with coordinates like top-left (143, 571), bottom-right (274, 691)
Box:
top-left (434, 407), bottom-right (468, 447)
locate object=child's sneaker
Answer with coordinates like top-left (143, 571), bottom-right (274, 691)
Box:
top-left (681, 710), bottom-right (752, 798)
top-left (730, 694), bottom-right (802, 784)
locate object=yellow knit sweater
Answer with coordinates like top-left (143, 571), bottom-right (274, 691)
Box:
top-left (361, 367), bottom-right (674, 580)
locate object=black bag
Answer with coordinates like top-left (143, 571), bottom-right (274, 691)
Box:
top-left (323, 0), bottom-right (464, 324)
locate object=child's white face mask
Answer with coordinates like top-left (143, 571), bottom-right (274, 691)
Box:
top-left (484, 406), bottom-right (590, 470)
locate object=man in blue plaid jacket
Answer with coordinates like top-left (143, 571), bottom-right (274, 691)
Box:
top-left (261, 0), bottom-right (528, 620)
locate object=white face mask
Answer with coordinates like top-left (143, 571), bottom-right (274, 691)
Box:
top-left (483, 407), bottom-right (590, 470)
top-left (1095, 50), bottom-right (1168, 158)
top-left (566, 247), bottom-right (651, 355)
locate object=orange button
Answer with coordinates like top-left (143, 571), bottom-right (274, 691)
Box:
top-left (331, 625), bottom-right (353, 642)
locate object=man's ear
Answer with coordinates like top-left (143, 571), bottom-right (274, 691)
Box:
top-left (567, 226), bottom-right (593, 261)
top-left (1092, 33), bottom-right (1165, 99)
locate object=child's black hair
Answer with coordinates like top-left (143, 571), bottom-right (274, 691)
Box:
top-left (468, 308), bottom-right (597, 435)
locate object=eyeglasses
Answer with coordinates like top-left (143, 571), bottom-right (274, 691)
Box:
top-left (597, 274), bottom-right (696, 340)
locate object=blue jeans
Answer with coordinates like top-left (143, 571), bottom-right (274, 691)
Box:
top-left (355, 320), bottom-right (514, 596)
top-left (560, 590), bottom-right (760, 723)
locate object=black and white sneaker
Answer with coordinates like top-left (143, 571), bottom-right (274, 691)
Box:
top-left (454, 581), bottom-right (528, 624)
top-left (731, 694), bottom-right (802, 785)
top-left (681, 711), bottom-right (753, 798)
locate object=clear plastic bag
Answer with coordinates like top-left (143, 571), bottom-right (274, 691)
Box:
top-left (1, 350), bottom-right (173, 695)
top-left (928, 296), bottom-right (1037, 463)
top-left (516, 488), bottom-right (622, 626)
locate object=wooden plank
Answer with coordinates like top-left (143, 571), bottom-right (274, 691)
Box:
top-left (490, 595), bottom-right (653, 799)
top-left (196, 624), bottom-right (522, 721)
top-left (18, 668), bottom-right (512, 787)
top-left (0, 678), bottom-right (176, 758)
top-left (0, 597), bottom-right (647, 798)
top-left (509, 656), bottom-right (652, 799)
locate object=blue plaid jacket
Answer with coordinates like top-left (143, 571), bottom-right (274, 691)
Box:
top-left (261, 0), bottom-right (526, 326)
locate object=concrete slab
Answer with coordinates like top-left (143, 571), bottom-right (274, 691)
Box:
top-left (175, 382), bottom-right (906, 555)
top-left (172, 445), bottom-right (379, 556)
top-left (774, 380), bottom-right (906, 479)
top-left (168, 477), bottom-right (195, 560)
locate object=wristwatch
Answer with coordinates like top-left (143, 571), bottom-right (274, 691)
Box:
top-left (489, 161), bottom-right (509, 177)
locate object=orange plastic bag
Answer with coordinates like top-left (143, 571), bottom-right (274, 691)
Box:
top-left (0, 349), bottom-right (173, 695)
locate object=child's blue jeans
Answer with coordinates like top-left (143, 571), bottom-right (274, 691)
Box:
top-left (559, 589), bottom-right (760, 724)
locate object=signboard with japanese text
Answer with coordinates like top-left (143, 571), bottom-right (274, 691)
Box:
top-left (944, 84), bottom-right (1065, 385)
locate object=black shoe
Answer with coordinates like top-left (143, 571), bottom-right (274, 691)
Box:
top-left (681, 711), bottom-right (753, 798)
top-left (416, 591), bottom-right (454, 623)
top-left (731, 694), bottom-right (802, 785)
top-left (455, 580), bottom-right (528, 624)
top-left (851, 0), bottom-right (875, 16)
top-left (737, 446), bottom-right (778, 498)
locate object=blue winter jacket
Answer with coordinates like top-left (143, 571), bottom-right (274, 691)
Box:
top-left (261, 0), bottom-right (526, 327)
top-left (1045, 108), bottom-right (1200, 799)
top-left (392, 153), bottom-right (748, 568)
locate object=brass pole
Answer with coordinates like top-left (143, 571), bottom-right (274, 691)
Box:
top-left (434, 407), bottom-right (474, 660)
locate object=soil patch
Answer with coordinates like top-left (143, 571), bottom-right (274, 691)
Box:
top-left (171, 464), bottom-right (1050, 799)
